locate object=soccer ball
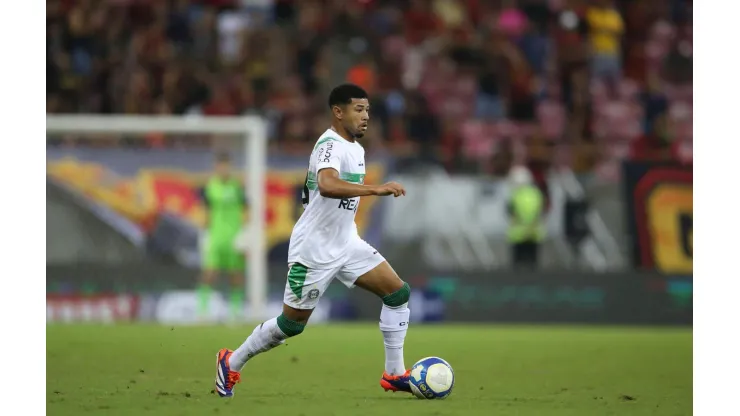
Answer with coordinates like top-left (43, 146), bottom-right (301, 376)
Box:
top-left (408, 357), bottom-right (455, 400)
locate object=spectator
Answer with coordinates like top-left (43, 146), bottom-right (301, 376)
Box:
top-left (45, 0), bottom-right (692, 170)
top-left (480, 31), bottom-right (537, 123)
top-left (504, 48), bottom-right (537, 122)
top-left (405, 93), bottom-right (440, 164)
top-left (553, 0), bottom-right (591, 133)
top-left (641, 74), bottom-right (669, 133)
top-left (497, 5), bottom-right (528, 38)
top-left (475, 55), bottom-right (506, 120)
top-left (433, 0), bottom-right (467, 30)
top-left (515, 0), bottom-right (550, 77)
top-left (621, 0), bottom-right (651, 84)
top-left (586, 0), bottom-right (624, 86)
top-left (506, 166), bottom-right (545, 269)
top-left (629, 113), bottom-right (682, 163)
top-left (347, 55), bottom-right (378, 96)
top-left (663, 29), bottom-right (693, 85)
top-left (404, 0), bottom-right (442, 46)
top-left (490, 139), bottom-right (514, 177)
top-left (202, 83), bottom-right (238, 116)
top-left (525, 130), bottom-right (553, 211)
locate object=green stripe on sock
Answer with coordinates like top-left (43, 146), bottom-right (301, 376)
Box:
top-left (287, 263), bottom-right (308, 299)
top-left (276, 314), bottom-right (306, 337)
top-left (197, 284), bottom-right (212, 315)
top-left (229, 289), bottom-right (244, 317)
top-left (382, 282), bottom-right (411, 307)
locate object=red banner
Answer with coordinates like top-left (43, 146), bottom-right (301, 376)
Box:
top-left (47, 160), bottom-right (385, 249)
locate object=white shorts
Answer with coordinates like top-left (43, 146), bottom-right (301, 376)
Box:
top-left (283, 238), bottom-right (385, 310)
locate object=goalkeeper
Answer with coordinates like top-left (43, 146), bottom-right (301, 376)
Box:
top-left (198, 152), bottom-right (248, 321)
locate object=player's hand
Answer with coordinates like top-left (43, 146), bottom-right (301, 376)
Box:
top-left (373, 182), bottom-right (406, 197)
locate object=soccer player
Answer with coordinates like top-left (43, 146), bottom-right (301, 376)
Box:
top-left (215, 84), bottom-right (413, 397)
top-left (198, 152), bottom-right (248, 321)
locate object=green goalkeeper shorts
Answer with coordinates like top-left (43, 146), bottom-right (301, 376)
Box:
top-left (203, 237), bottom-right (245, 272)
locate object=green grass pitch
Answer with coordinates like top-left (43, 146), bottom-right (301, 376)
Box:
top-left (47, 324), bottom-right (691, 416)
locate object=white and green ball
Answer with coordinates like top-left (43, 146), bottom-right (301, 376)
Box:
top-left (408, 357), bottom-right (455, 400)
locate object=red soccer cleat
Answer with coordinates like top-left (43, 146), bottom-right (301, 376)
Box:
top-left (215, 349), bottom-right (241, 397)
top-left (380, 370), bottom-right (412, 393)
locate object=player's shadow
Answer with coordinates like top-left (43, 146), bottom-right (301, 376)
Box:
top-left (360, 394), bottom-right (418, 402)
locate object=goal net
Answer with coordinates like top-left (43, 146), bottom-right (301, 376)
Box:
top-left (46, 115), bottom-right (269, 320)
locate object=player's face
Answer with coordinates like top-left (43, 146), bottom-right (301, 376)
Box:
top-left (343, 98), bottom-right (370, 139)
top-left (216, 161), bottom-right (231, 177)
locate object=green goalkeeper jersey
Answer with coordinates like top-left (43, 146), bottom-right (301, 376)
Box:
top-left (200, 177), bottom-right (246, 239)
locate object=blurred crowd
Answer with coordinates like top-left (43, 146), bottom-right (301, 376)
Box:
top-left (46, 0), bottom-right (693, 181)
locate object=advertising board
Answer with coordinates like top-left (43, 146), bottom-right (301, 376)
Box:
top-left (623, 162), bottom-right (693, 274)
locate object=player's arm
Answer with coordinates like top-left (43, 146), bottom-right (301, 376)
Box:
top-left (239, 187), bottom-right (249, 223)
top-left (199, 187), bottom-right (209, 207)
top-left (317, 168), bottom-right (405, 198)
top-left (198, 187), bottom-right (210, 227)
top-left (314, 139), bottom-right (405, 198)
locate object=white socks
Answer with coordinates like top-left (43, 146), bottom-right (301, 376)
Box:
top-left (229, 317), bottom-right (288, 372)
top-left (379, 303), bottom-right (410, 376)
top-left (227, 305), bottom-right (410, 376)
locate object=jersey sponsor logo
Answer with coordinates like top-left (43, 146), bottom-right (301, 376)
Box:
top-left (321, 141), bottom-right (334, 163)
top-left (338, 197), bottom-right (360, 212)
top-left (313, 136), bottom-right (337, 150)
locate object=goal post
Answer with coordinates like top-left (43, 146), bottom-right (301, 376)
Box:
top-left (46, 114), bottom-right (269, 320)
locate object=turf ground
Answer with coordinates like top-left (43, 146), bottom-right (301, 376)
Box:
top-left (47, 324), bottom-right (691, 416)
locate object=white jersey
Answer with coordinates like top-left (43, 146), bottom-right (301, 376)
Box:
top-left (288, 128), bottom-right (367, 269)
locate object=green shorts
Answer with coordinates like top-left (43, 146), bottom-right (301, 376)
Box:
top-left (203, 237), bottom-right (245, 272)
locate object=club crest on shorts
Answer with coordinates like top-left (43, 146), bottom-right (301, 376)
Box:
top-left (307, 289), bottom-right (320, 299)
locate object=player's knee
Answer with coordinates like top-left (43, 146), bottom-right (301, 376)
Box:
top-left (229, 274), bottom-right (243, 287)
top-left (277, 313), bottom-right (306, 337)
top-left (382, 281), bottom-right (410, 308)
top-left (201, 273), bottom-right (217, 285)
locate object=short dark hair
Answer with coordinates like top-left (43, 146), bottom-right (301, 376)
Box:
top-left (328, 84), bottom-right (368, 108)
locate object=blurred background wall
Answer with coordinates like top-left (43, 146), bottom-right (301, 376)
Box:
top-left (46, 0), bottom-right (692, 325)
